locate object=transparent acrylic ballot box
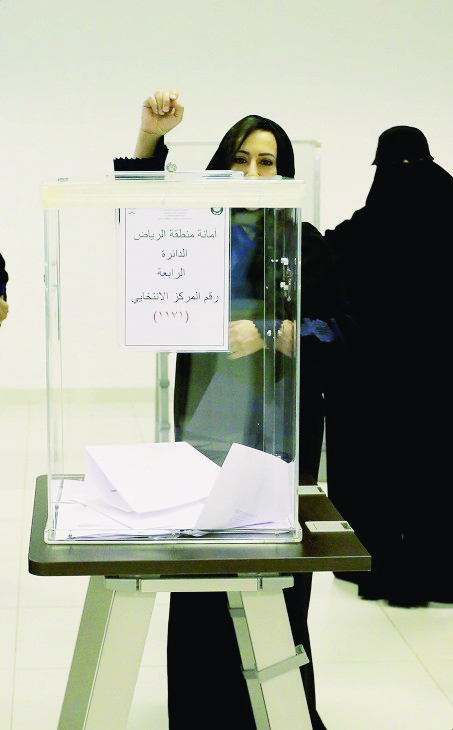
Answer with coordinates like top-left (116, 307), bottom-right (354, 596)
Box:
top-left (41, 172), bottom-right (304, 544)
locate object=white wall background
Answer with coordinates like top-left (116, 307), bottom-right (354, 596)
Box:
top-left (1, 0), bottom-right (452, 390)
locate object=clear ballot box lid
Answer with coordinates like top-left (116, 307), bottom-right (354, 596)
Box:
top-left (41, 171), bottom-right (305, 209)
top-left (163, 138), bottom-right (320, 227)
top-left (41, 172), bottom-right (304, 544)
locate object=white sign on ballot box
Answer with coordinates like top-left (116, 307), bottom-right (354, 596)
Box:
top-left (120, 206), bottom-right (230, 351)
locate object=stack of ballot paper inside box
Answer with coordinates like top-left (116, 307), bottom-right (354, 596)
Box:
top-left (50, 441), bottom-right (295, 540)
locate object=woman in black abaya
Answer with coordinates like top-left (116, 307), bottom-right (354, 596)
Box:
top-left (325, 126), bottom-right (453, 607)
top-left (115, 89), bottom-right (337, 729)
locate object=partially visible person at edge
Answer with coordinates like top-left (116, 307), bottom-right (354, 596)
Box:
top-left (0, 253), bottom-right (8, 326)
top-left (114, 89), bottom-right (348, 729)
top-left (324, 125), bottom-right (453, 608)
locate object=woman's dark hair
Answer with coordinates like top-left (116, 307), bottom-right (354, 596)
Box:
top-left (206, 115), bottom-right (295, 178)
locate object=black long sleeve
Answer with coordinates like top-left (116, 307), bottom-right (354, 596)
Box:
top-left (0, 253), bottom-right (8, 295)
top-left (113, 137), bottom-right (168, 172)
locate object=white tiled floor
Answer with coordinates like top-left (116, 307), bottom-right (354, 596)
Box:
top-left (1, 399), bottom-right (453, 729)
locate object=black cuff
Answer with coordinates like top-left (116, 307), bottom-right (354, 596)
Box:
top-left (114, 138), bottom-right (168, 171)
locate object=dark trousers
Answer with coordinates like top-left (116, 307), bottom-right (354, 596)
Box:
top-left (167, 573), bottom-right (326, 729)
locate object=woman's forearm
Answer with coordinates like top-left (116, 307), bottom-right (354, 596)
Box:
top-left (134, 129), bottom-right (162, 158)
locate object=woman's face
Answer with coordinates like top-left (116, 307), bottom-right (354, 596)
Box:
top-left (230, 129), bottom-right (277, 177)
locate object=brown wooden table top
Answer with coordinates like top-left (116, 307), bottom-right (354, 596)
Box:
top-left (28, 476), bottom-right (370, 577)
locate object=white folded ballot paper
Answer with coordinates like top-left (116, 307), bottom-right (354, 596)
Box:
top-left (194, 442), bottom-right (293, 530)
top-left (52, 441), bottom-right (294, 539)
top-left (85, 441), bottom-right (219, 513)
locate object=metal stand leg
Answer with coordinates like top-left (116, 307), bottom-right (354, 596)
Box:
top-left (58, 576), bottom-right (156, 730)
top-left (155, 352), bottom-right (171, 442)
top-left (58, 575), bottom-right (311, 729)
top-left (228, 589), bottom-right (313, 730)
